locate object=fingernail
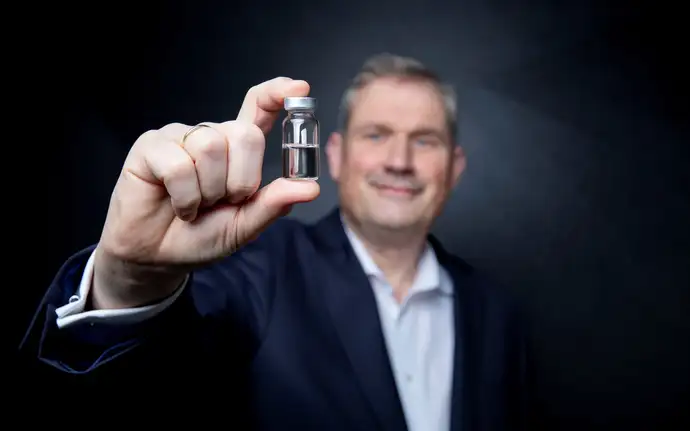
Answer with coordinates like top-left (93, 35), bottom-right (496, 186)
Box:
top-left (229, 195), bottom-right (249, 205)
top-left (179, 210), bottom-right (197, 221)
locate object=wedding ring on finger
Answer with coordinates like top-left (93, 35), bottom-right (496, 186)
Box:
top-left (181, 123), bottom-right (214, 148)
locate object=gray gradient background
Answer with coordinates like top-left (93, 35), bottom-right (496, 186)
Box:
top-left (14, 0), bottom-right (688, 429)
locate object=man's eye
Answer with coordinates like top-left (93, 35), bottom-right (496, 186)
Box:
top-left (414, 137), bottom-right (441, 148)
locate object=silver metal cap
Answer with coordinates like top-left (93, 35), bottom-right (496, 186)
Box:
top-left (284, 97), bottom-right (317, 111)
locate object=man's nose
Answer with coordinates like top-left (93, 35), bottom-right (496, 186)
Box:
top-left (384, 135), bottom-right (414, 173)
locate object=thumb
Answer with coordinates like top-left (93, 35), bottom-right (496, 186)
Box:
top-left (236, 178), bottom-right (320, 243)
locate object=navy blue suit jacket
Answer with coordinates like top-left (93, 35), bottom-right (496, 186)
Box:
top-left (20, 208), bottom-right (532, 430)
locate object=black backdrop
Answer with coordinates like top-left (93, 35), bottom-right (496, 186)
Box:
top-left (12, 0), bottom-right (689, 429)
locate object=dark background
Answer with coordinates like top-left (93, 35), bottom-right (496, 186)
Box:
top-left (12, 0), bottom-right (688, 429)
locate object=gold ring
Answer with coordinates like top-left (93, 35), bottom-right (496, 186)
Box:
top-left (181, 123), bottom-right (213, 147)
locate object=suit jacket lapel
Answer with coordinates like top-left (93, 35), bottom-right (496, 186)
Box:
top-left (430, 236), bottom-right (483, 431)
top-left (312, 209), bottom-right (408, 431)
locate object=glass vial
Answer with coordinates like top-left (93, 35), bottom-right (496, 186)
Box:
top-left (282, 96), bottom-right (319, 180)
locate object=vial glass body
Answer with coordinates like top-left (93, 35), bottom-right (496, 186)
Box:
top-left (282, 97), bottom-right (320, 180)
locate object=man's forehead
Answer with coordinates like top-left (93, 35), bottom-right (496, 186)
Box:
top-left (348, 77), bottom-right (448, 131)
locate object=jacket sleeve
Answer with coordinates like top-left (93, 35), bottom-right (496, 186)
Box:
top-left (17, 222), bottom-right (288, 390)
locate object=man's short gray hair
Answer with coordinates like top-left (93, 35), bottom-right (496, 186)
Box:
top-left (337, 53), bottom-right (458, 142)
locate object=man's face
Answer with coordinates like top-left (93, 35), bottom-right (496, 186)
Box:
top-left (326, 77), bottom-right (466, 232)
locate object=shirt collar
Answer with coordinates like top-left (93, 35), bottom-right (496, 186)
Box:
top-left (341, 216), bottom-right (452, 295)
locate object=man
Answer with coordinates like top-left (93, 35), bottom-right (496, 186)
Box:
top-left (20, 54), bottom-right (531, 430)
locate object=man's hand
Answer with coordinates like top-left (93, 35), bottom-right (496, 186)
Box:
top-left (92, 77), bottom-right (319, 309)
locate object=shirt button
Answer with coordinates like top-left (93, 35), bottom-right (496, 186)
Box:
top-left (68, 295), bottom-right (80, 303)
top-left (406, 374), bottom-right (413, 382)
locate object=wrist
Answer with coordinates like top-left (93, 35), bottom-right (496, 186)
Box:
top-left (91, 246), bottom-right (187, 309)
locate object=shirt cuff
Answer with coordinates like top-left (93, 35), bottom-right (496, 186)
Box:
top-left (55, 249), bottom-right (188, 329)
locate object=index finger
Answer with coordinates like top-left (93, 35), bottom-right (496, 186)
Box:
top-left (236, 77), bottom-right (311, 135)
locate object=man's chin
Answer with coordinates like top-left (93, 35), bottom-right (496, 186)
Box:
top-left (368, 213), bottom-right (422, 231)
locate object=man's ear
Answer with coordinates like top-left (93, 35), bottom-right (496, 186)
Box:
top-left (325, 132), bottom-right (344, 182)
top-left (450, 144), bottom-right (467, 187)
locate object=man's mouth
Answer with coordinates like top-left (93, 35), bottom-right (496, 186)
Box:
top-left (372, 183), bottom-right (420, 197)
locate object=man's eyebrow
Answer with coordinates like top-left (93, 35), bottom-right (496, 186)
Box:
top-left (351, 123), bottom-right (394, 132)
top-left (409, 128), bottom-right (447, 139)
top-left (350, 124), bottom-right (448, 140)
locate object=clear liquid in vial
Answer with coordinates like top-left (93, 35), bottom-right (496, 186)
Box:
top-left (282, 143), bottom-right (319, 180)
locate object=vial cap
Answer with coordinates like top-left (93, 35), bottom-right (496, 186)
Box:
top-left (284, 97), bottom-right (317, 111)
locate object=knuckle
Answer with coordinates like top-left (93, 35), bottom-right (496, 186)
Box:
top-left (270, 76), bottom-right (291, 84)
top-left (134, 129), bottom-right (159, 146)
top-left (225, 121), bottom-right (265, 149)
top-left (187, 128), bottom-right (226, 156)
top-left (163, 159), bottom-right (196, 181)
top-left (157, 122), bottom-right (188, 139)
top-left (247, 84), bottom-right (260, 94)
top-left (244, 77), bottom-right (288, 98)
top-left (160, 122), bottom-right (186, 132)
top-left (244, 84), bottom-right (261, 101)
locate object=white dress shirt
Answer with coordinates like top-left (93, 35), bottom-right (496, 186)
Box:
top-left (342, 224), bottom-right (455, 431)
top-left (56, 224), bottom-right (455, 431)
